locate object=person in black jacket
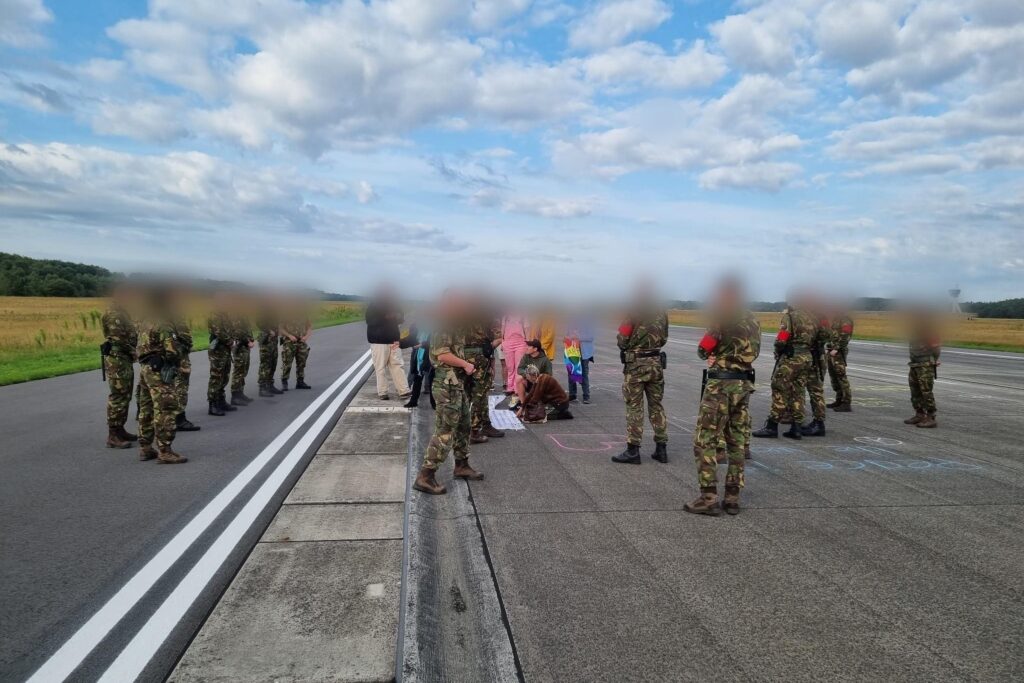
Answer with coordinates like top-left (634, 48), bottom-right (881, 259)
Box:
top-left (365, 285), bottom-right (412, 400)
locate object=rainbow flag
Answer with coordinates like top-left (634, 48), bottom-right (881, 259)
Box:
top-left (564, 336), bottom-right (583, 383)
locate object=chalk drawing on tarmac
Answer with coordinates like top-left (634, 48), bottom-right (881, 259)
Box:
top-left (854, 436), bottom-right (904, 446)
top-left (797, 457), bottom-right (981, 472)
top-left (547, 434), bottom-right (624, 452)
top-left (852, 398), bottom-right (895, 407)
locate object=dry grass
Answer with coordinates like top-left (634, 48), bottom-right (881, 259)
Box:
top-left (0, 297), bottom-right (364, 385)
top-left (668, 310), bottom-right (1024, 352)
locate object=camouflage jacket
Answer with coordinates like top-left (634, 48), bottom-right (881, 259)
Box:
top-left (617, 309), bottom-right (668, 367)
top-left (812, 314), bottom-right (831, 353)
top-left (430, 325), bottom-right (468, 387)
top-left (464, 315), bottom-right (501, 352)
top-left (208, 311), bottom-right (234, 351)
top-left (828, 315), bottom-right (854, 353)
top-left (775, 308), bottom-right (818, 357)
top-left (908, 330), bottom-right (941, 367)
top-left (281, 317), bottom-right (311, 341)
top-left (136, 317), bottom-right (183, 364)
top-left (101, 305), bottom-right (138, 358)
top-left (172, 316), bottom-right (193, 354)
top-left (698, 309), bottom-right (761, 372)
top-left (232, 315), bottom-right (253, 344)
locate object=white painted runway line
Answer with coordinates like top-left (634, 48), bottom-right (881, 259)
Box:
top-left (99, 356), bottom-right (374, 682)
top-left (28, 351), bottom-right (372, 683)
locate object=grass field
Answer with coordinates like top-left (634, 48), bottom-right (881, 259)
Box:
top-left (0, 297), bottom-right (364, 386)
top-left (668, 310), bottom-right (1024, 353)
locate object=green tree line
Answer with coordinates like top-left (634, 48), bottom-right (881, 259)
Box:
top-left (0, 253), bottom-right (117, 297)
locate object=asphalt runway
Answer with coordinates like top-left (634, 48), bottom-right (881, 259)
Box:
top-left (462, 326), bottom-right (1024, 682)
top-left (0, 322), bottom-right (372, 682)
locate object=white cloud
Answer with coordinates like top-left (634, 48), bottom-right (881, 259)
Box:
top-left (698, 162), bottom-right (802, 191)
top-left (469, 188), bottom-right (596, 218)
top-left (711, 2), bottom-right (813, 75)
top-left (474, 60), bottom-right (589, 123)
top-left (0, 0), bottom-right (51, 47)
top-left (568, 0), bottom-right (672, 51)
top-left (90, 99), bottom-right (190, 143)
top-left (356, 180), bottom-right (377, 204)
top-left (554, 75), bottom-right (807, 188)
top-left (815, 0), bottom-right (902, 67)
top-left (582, 40), bottom-right (727, 91)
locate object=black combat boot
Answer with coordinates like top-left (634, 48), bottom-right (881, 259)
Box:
top-left (231, 390), bottom-right (250, 406)
top-left (752, 419), bottom-right (778, 438)
top-left (611, 443), bottom-right (641, 464)
top-left (470, 430), bottom-right (489, 444)
top-left (295, 379), bottom-right (311, 390)
top-left (832, 402), bottom-right (852, 412)
top-left (107, 427), bottom-right (131, 449)
top-left (482, 424), bottom-right (505, 437)
top-left (783, 422), bottom-right (803, 439)
top-left (117, 426), bottom-right (138, 441)
top-left (259, 383), bottom-right (274, 397)
top-left (800, 419), bottom-right (826, 437)
top-left (650, 442), bottom-right (668, 463)
top-left (826, 399), bottom-right (840, 408)
top-left (208, 400), bottom-right (225, 416)
top-left (270, 383), bottom-right (284, 395)
top-left (280, 379), bottom-right (289, 392)
top-left (176, 413), bottom-right (200, 432)
top-left (221, 395), bottom-right (238, 412)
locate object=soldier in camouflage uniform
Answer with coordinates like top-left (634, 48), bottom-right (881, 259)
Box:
top-left (685, 278), bottom-right (760, 516)
top-left (612, 287), bottom-right (669, 465)
top-left (753, 297), bottom-right (819, 440)
top-left (230, 311), bottom-right (254, 406)
top-left (280, 312), bottom-right (312, 390)
top-left (101, 286), bottom-right (139, 449)
top-left (136, 288), bottom-right (187, 464)
top-left (826, 310), bottom-right (854, 411)
top-left (413, 291), bottom-right (484, 495)
top-left (207, 299), bottom-right (236, 416)
top-left (904, 312), bottom-right (940, 428)
top-left (257, 304), bottom-right (284, 397)
top-left (171, 312), bottom-right (200, 431)
top-left (465, 305), bottom-right (504, 444)
top-left (799, 308), bottom-right (830, 437)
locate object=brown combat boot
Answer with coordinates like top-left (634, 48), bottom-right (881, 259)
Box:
top-left (138, 444), bottom-right (158, 461)
top-left (904, 411), bottom-right (925, 425)
top-left (722, 486), bottom-right (741, 516)
top-left (917, 414), bottom-right (937, 428)
top-left (469, 430), bottom-right (489, 444)
top-left (684, 488), bottom-right (722, 516)
top-left (117, 426), bottom-right (138, 441)
top-left (482, 424), bottom-right (505, 438)
top-left (413, 467), bottom-right (446, 495)
top-left (107, 427), bottom-right (131, 449)
top-left (157, 448), bottom-right (188, 464)
top-left (454, 459), bottom-right (485, 481)
top-left (832, 402), bottom-right (852, 412)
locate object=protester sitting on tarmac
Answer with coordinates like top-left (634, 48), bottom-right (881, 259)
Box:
top-left (513, 339), bottom-right (552, 407)
top-left (516, 365), bottom-right (573, 423)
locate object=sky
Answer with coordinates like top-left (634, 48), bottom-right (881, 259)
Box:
top-left (0, 0), bottom-right (1022, 300)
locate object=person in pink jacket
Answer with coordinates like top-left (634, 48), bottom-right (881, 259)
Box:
top-left (501, 313), bottom-right (529, 395)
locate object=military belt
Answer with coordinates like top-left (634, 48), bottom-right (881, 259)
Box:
top-left (633, 350), bottom-right (662, 358)
top-left (464, 346), bottom-right (484, 355)
top-left (706, 369), bottom-right (755, 381)
top-left (791, 344), bottom-right (811, 353)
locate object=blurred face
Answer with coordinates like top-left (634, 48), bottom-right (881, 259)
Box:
top-left (713, 282), bottom-right (741, 312)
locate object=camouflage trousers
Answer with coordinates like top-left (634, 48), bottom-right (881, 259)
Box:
top-left (105, 354), bottom-right (135, 427)
top-left (423, 381), bottom-right (471, 470)
top-left (138, 365), bottom-right (177, 450)
top-left (468, 352), bottom-right (494, 431)
top-left (259, 339), bottom-right (278, 384)
top-left (693, 379), bottom-right (753, 490)
top-left (175, 356), bottom-right (191, 413)
top-left (281, 340), bottom-right (309, 382)
top-left (622, 362), bottom-right (667, 446)
top-left (805, 357), bottom-right (826, 420)
top-left (909, 364), bottom-right (937, 415)
top-left (208, 346), bottom-right (232, 401)
top-left (231, 344), bottom-right (251, 392)
top-left (768, 353), bottom-right (813, 424)
top-left (827, 351), bottom-right (851, 404)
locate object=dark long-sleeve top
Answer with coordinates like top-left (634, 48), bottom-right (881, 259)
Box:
top-left (365, 301), bottom-right (404, 344)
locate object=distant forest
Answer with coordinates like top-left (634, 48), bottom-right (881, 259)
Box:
top-left (1, 253), bottom-right (1018, 317)
top-left (0, 252), bottom-right (364, 301)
